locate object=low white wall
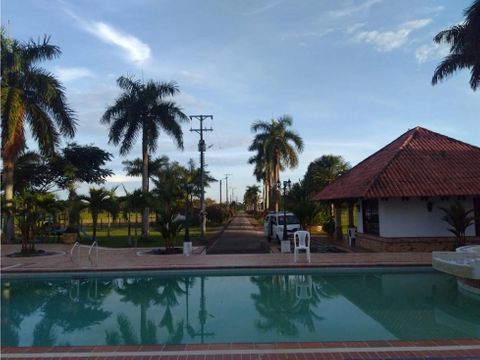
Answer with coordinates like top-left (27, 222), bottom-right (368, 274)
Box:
top-left (378, 197), bottom-right (475, 238)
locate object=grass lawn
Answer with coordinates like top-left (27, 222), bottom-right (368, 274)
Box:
top-left (37, 223), bottom-right (224, 248)
top-left (82, 225), bottom-right (223, 248)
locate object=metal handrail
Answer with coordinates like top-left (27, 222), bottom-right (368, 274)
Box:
top-left (70, 241), bottom-right (80, 261)
top-left (88, 241), bottom-right (98, 265)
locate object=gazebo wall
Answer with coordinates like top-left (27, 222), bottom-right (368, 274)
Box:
top-left (377, 197), bottom-right (476, 238)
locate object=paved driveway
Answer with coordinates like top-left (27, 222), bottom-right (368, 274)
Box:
top-left (206, 214), bottom-right (269, 254)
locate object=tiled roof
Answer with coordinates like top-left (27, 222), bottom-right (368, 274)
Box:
top-left (312, 126), bottom-right (480, 201)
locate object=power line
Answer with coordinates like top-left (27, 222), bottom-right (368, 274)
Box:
top-left (190, 115), bottom-right (213, 240)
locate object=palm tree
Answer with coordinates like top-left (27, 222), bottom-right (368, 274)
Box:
top-left (1, 32), bottom-right (77, 242)
top-left (249, 116), bottom-right (304, 211)
top-left (79, 188), bottom-right (112, 241)
top-left (123, 189), bottom-right (150, 245)
top-left (249, 152), bottom-right (269, 210)
top-left (432, 0), bottom-right (480, 90)
top-left (439, 201), bottom-right (475, 247)
top-left (122, 155), bottom-right (170, 182)
top-left (304, 155), bottom-right (350, 195)
top-left (288, 180), bottom-right (321, 232)
top-left (244, 185), bottom-right (261, 212)
top-left (101, 75), bottom-right (188, 240)
top-left (105, 186), bottom-right (120, 237)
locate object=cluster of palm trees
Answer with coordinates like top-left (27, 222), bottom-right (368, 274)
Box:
top-left (1, 30), bottom-right (197, 246)
top-left (248, 116), bottom-right (303, 212)
top-left (1, 32), bottom-right (77, 244)
top-left (243, 185), bottom-right (261, 212)
top-left (101, 76), bottom-right (189, 239)
top-left (2, 0), bottom-right (479, 246)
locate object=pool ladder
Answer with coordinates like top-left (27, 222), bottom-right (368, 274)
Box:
top-left (70, 241), bottom-right (98, 265)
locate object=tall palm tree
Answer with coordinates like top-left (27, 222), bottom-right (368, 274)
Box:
top-left (79, 188), bottom-right (112, 241)
top-left (249, 152), bottom-right (269, 210)
top-left (1, 32), bottom-right (76, 242)
top-left (101, 76), bottom-right (188, 240)
top-left (431, 0), bottom-right (480, 90)
top-left (244, 185), bottom-right (261, 211)
top-left (249, 116), bottom-right (303, 211)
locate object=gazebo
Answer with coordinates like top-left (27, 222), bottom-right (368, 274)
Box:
top-left (312, 127), bottom-right (480, 252)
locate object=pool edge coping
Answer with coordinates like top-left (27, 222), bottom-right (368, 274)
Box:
top-left (2, 340), bottom-right (480, 357)
top-left (0, 262), bottom-right (433, 275)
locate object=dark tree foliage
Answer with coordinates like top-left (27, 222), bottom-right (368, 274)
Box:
top-left (54, 142), bottom-right (113, 188)
top-left (8, 143), bottom-right (113, 192)
top-left (303, 155), bottom-right (350, 196)
top-left (432, 0), bottom-right (480, 90)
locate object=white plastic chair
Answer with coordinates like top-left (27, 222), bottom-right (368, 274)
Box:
top-left (293, 230), bottom-right (311, 263)
top-left (347, 227), bottom-right (357, 247)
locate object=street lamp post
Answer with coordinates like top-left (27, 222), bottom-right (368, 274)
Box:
top-left (183, 183), bottom-right (194, 255)
top-left (277, 179), bottom-right (291, 252)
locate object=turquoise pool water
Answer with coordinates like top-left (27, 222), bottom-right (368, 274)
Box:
top-left (1, 267), bottom-right (479, 347)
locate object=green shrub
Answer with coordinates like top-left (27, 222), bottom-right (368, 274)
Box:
top-left (322, 217), bottom-right (335, 235)
top-left (206, 204), bottom-right (231, 224)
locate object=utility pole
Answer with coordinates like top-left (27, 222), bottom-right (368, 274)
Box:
top-left (219, 179), bottom-right (222, 204)
top-left (190, 115), bottom-right (213, 240)
top-left (224, 174), bottom-right (231, 205)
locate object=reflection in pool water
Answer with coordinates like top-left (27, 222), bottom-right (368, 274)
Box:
top-left (1, 268), bottom-right (479, 347)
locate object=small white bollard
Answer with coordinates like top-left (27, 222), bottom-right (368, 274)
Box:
top-left (281, 240), bottom-right (291, 253)
top-left (183, 242), bottom-right (193, 256)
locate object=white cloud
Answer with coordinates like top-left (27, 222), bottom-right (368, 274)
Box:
top-left (106, 174), bottom-right (140, 183)
top-left (329, 0), bottom-right (382, 18)
top-left (64, 7), bottom-right (151, 66)
top-left (415, 42), bottom-right (450, 63)
top-left (245, 0), bottom-right (284, 15)
top-left (353, 18), bottom-right (432, 52)
top-left (346, 23), bottom-right (365, 34)
top-left (55, 67), bottom-right (94, 82)
top-left (91, 22), bottom-right (151, 64)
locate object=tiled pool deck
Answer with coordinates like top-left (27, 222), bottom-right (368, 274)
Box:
top-left (1, 244), bottom-right (479, 360)
top-left (1, 244), bottom-right (432, 272)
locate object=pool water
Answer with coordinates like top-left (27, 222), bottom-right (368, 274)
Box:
top-left (1, 267), bottom-right (479, 347)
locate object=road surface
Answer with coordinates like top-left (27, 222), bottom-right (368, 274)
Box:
top-left (206, 214), bottom-right (269, 254)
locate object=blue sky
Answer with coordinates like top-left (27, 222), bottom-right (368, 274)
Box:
top-left (2, 0), bottom-right (479, 201)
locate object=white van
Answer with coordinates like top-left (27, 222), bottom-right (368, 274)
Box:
top-left (264, 212), bottom-right (301, 242)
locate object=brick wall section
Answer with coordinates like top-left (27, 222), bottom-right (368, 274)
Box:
top-left (357, 233), bottom-right (480, 252)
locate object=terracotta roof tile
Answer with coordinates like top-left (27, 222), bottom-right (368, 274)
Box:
top-left (312, 126), bottom-right (480, 201)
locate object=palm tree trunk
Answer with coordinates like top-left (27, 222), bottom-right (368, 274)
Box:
top-left (134, 213), bottom-right (138, 245)
top-left (264, 180), bottom-right (268, 211)
top-left (127, 212), bottom-right (132, 246)
top-left (141, 127), bottom-right (149, 240)
top-left (3, 160), bottom-right (15, 243)
top-left (274, 160), bottom-right (280, 212)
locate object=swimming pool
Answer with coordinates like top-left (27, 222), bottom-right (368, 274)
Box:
top-left (1, 267), bottom-right (479, 347)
